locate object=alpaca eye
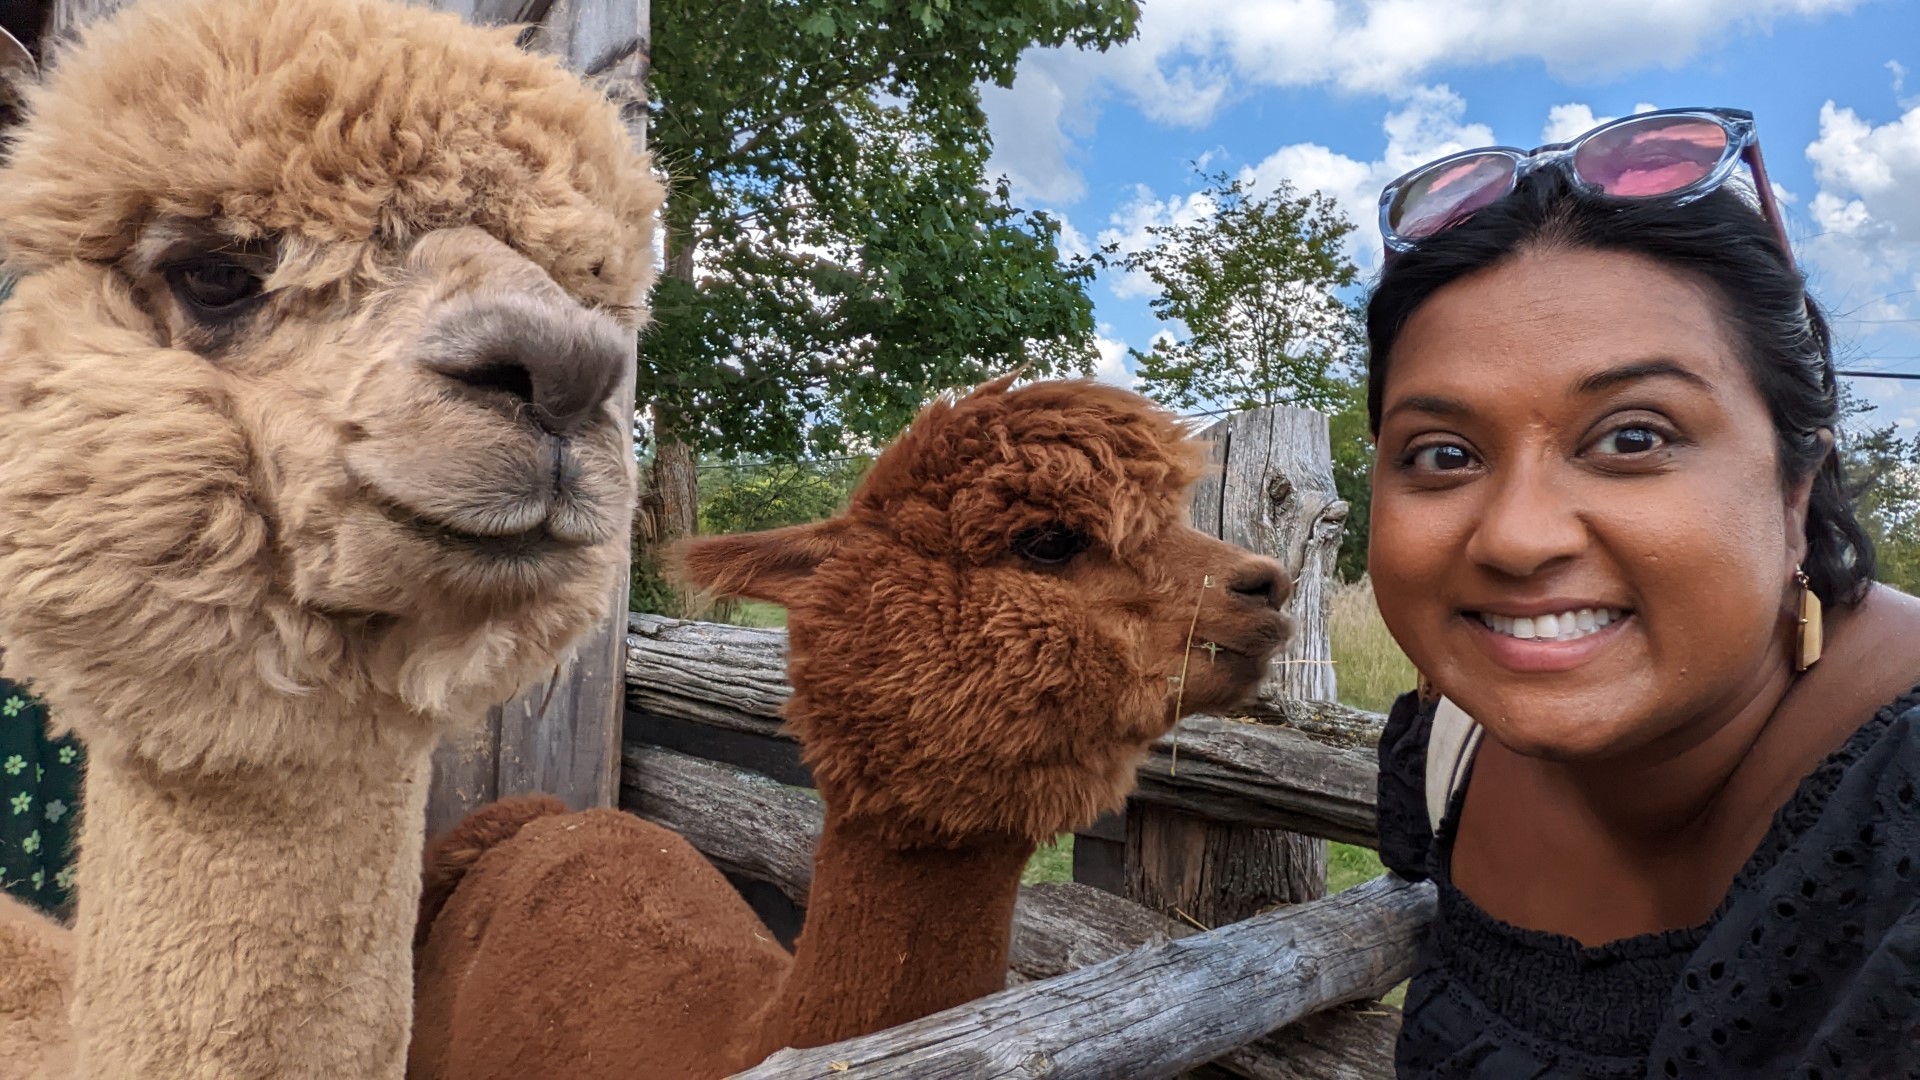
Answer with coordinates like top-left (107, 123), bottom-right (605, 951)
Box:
top-left (164, 256), bottom-right (264, 319)
top-left (1012, 524), bottom-right (1088, 566)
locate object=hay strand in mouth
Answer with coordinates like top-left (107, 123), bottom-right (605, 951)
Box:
top-left (1168, 574), bottom-right (1216, 776)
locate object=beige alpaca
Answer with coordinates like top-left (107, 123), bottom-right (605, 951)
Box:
top-left (410, 377), bottom-right (1296, 1079)
top-left (0, 0), bottom-right (662, 1076)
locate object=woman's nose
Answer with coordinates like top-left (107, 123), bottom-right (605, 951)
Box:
top-left (1464, 463), bottom-right (1589, 578)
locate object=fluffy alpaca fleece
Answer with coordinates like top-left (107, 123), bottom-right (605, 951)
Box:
top-left (0, 0), bottom-right (662, 1076)
top-left (410, 377), bottom-right (1296, 1080)
top-left (0, 894), bottom-right (72, 1080)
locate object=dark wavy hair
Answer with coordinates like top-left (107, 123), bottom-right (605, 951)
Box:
top-left (1364, 170), bottom-right (1875, 606)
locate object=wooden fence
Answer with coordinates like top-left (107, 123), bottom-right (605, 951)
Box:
top-left (617, 406), bottom-right (1435, 1079)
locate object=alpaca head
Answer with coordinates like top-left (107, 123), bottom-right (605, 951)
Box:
top-left (678, 377), bottom-right (1292, 847)
top-left (0, 0), bottom-right (663, 771)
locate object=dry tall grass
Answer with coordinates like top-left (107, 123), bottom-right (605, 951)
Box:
top-left (1329, 576), bottom-right (1416, 715)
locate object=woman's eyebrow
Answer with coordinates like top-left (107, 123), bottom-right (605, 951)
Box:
top-left (1574, 359), bottom-right (1714, 395)
top-left (1380, 394), bottom-right (1472, 425)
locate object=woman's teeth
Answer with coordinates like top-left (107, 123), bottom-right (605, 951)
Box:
top-left (1477, 608), bottom-right (1627, 642)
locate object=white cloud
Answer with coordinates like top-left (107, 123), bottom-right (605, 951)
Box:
top-left (1239, 85), bottom-right (1493, 267)
top-left (1539, 101), bottom-right (1659, 144)
top-left (1796, 100), bottom-right (1920, 431)
top-left (1091, 331), bottom-right (1137, 387)
top-left (982, 51), bottom-right (1100, 204)
top-left (986, 0), bottom-right (1854, 204)
top-left (1054, 214), bottom-right (1094, 262)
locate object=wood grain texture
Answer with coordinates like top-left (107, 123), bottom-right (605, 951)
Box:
top-left (619, 748), bottom-right (1411, 1079)
top-left (425, 713), bottom-right (501, 842)
top-left (624, 616), bottom-right (1386, 847)
top-left (437, 0), bottom-right (554, 27)
top-left (733, 873), bottom-right (1431, 1079)
top-left (44, 0), bottom-right (110, 46)
top-left (622, 745), bottom-right (822, 904)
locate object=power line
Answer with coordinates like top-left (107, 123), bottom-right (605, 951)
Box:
top-left (1838, 369), bottom-right (1920, 382)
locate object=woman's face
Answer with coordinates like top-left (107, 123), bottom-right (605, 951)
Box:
top-left (1369, 246), bottom-right (1809, 761)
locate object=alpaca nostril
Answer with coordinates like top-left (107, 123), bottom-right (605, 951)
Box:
top-left (421, 296), bottom-right (632, 437)
top-left (448, 357), bottom-right (537, 409)
top-left (1228, 561), bottom-right (1289, 610)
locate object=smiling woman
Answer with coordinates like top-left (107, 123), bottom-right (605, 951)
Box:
top-left (1363, 110), bottom-right (1920, 1079)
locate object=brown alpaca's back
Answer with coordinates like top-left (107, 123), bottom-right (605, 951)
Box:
top-left (410, 804), bottom-right (791, 1080)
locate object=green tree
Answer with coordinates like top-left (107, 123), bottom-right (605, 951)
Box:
top-left (1114, 168), bottom-right (1373, 577)
top-left (1325, 377), bottom-right (1374, 582)
top-left (698, 456), bottom-right (870, 536)
top-left (638, 0), bottom-right (1138, 612)
top-left (1119, 170), bottom-right (1361, 414)
top-left (1841, 388), bottom-right (1920, 595)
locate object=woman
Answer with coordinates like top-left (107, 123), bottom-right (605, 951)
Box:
top-left (1367, 108), bottom-right (1920, 1078)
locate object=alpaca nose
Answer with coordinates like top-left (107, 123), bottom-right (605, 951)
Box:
top-left (1227, 557), bottom-right (1290, 610)
top-left (421, 295), bottom-right (632, 437)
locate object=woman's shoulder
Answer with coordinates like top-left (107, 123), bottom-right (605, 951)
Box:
top-left (1375, 689), bottom-right (1437, 880)
top-left (1653, 680), bottom-right (1920, 1079)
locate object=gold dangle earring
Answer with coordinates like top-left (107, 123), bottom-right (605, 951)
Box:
top-left (1794, 566), bottom-right (1823, 672)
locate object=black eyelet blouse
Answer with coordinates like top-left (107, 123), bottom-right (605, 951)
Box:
top-left (1376, 683), bottom-right (1920, 1079)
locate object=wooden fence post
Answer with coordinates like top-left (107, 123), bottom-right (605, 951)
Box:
top-left (423, 0), bottom-right (650, 840)
top-left (1080, 406), bottom-right (1347, 926)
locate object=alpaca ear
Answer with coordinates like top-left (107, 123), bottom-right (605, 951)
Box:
top-left (669, 520), bottom-right (846, 608)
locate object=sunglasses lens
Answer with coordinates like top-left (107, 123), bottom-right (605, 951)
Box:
top-left (1388, 153), bottom-right (1517, 240)
top-left (1574, 115), bottom-right (1729, 197)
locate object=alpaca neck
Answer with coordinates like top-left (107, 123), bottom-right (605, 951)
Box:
top-left (745, 809), bottom-right (1034, 1062)
top-left (71, 712), bottom-right (434, 1080)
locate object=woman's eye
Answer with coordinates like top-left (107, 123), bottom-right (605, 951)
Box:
top-left (1594, 425), bottom-right (1665, 456)
top-left (1411, 443), bottom-right (1476, 472)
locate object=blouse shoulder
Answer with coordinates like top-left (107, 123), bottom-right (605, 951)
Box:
top-left (1375, 689), bottom-right (1435, 881)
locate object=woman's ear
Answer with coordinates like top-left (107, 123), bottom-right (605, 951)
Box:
top-left (1782, 428), bottom-right (1835, 571)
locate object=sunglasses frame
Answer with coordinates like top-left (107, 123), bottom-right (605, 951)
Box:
top-left (1377, 106), bottom-right (1793, 263)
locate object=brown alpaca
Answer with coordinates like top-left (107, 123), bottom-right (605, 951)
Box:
top-left (409, 376), bottom-right (1295, 1080)
top-left (0, 0), bottom-right (661, 1075)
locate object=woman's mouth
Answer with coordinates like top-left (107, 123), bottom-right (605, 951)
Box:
top-left (1474, 607), bottom-right (1629, 643)
top-left (1461, 606), bottom-right (1635, 673)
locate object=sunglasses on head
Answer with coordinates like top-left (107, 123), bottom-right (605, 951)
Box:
top-left (1377, 107), bottom-right (1793, 263)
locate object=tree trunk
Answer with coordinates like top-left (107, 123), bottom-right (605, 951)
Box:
top-left (634, 225), bottom-right (700, 615)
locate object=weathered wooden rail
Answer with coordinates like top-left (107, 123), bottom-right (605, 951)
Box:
top-left (621, 745), bottom-right (1424, 1079)
top-left (624, 615), bottom-right (1387, 847)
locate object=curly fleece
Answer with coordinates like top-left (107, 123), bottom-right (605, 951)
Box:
top-left (0, 0), bottom-right (659, 321)
top-left (0, 0), bottom-right (661, 1077)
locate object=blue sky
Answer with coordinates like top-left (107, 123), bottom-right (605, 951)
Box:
top-left (980, 0), bottom-right (1920, 432)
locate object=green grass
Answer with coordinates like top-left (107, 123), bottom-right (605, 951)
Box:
top-left (713, 599), bottom-right (788, 628)
top-left (1022, 834), bottom-right (1074, 885)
